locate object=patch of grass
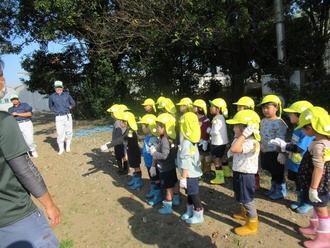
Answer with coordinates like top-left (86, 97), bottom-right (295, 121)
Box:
top-left (60, 239), bottom-right (74, 248)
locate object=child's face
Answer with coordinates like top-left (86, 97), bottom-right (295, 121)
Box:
top-left (289, 113), bottom-right (299, 124)
top-left (144, 105), bottom-right (152, 112)
top-left (233, 124), bottom-right (244, 136)
top-left (262, 103), bottom-right (278, 119)
top-left (180, 105), bottom-right (188, 113)
top-left (302, 125), bottom-right (315, 137)
top-left (157, 123), bottom-right (165, 135)
top-left (237, 105), bottom-right (246, 112)
top-left (141, 124), bottom-right (150, 134)
top-left (192, 106), bottom-right (198, 114)
top-left (120, 120), bottom-right (128, 128)
top-left (210, 105), bottom-right (219, 115)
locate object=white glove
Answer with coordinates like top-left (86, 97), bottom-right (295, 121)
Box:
top-left (227, 149), bottom-right (234, 158)
top-left (309, 187), bottom-right (322, 203)
top-left (149, 166), bottom-right (157, 177)
top-left (242, 124), bottom-right (259, 138)
top-left (100, 144), bottom-right (108, 151)
top-left (149, 145), bottom-right (156, 155)
top-left (206, 127), bottom-right (211, 134)
top-left (199, 140), bottom-right (208, 151)
top-left (277, 153), bottom-right (286, 165)
top-left (180, 178), bottom-right (187, 188)
top-left (269, 138), bottom-right (287, 152)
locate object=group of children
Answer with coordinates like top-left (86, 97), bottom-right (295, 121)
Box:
top-left (100, 95), bottom-right (330, 247)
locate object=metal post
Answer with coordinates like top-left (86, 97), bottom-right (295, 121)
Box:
top-left (274, 0), bottom-right (286, 61)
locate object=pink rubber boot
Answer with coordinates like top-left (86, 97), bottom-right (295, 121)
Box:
top-left (304, 228), bottom-right (330, 248)
top-left (299, 218), bottom-right (319, 235)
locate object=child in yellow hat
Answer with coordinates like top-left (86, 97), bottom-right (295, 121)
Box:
top-left (137, 114), bottom-right (162, 205)
top-left (294, 106), bottom-right (330, 248)
top-left (258, 95), bottom-right (287, 200)
top-left (208, 98), bottom-right (229, 184)
top-left (142, 98), bottom-right (156, 114)
top-left (177, 112), bottom-right (203, 224)
top-left (149, 113), bottom-right (180, 214)
top-left (192, 99), bottom-right (211, 174)
top-left (226, 109), bottom-right (261, 236)
top-left (100, 111), bottom-right (143, 190)
top-left (270, 100), bottom-right (314, 213)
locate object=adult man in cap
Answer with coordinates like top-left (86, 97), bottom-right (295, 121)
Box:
top-left (49, 80), bottom-right (76, 155)
top-left (0, 59), bottom-right (61, 247)
top-left (8, 94), bottom-right (38, 158)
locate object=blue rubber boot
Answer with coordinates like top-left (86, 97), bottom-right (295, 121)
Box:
top-left (172, 194), bottom-right (180, 206)
top-left (158, 200), bottom-right (173, 215)
top-left (186, 209), bottom-right (204, 224)
top-left (145, 183), bottom-right (156, 198)
top-left (296, 203), bottom-right (313, 214)
top-left (148, 188), bottom-right (163, 206)
top-left (269, 183), bottom-right (287, 200)
top-left (290, 190), bottom-right (303, 210)
top-left (265, 180), bottom-right (276, 196)
top-left (130, 176), bottom-right (143, 190)
top-left (181, 204), bottom-right (193, 220)
top-left (127, 173), bottom-right (137, 186)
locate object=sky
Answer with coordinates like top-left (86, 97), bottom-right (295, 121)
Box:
top-left (2, 41), bottom-right (63, 86)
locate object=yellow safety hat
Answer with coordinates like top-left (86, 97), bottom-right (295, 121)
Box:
top-left (232, 96), bottom-right (255, 110)
top-left (157, 97), bottom-right (177, 114)
top-left (226, 110), bottom-right (261, 141)
top-left (193, 99), bottom-right (207, 115)
top-left (257, 94), bottom-right (282, 117)
top-left (106, 104), bottom-right (129, 113)
top-left (156, 113), bottom-right (176, 139)
top-left (137, 114), bottom-right (159, 136)
top-left (10, 94), bottom-right (19, 100)
top-left (142, 98), bottom-right (156, 112)
top-left (295, 106), bottom-right (330, 136)
top-left (209, 98), bottom-right (228, 118)
top-left (156, 96), bottom-right (165, 105)
top-left (283, 100), bottom-right (313, 114)
top-left (114, 111), bottom-right (138, 131)
top-left (179, 112), bottom-right (201, 143)
top-left (176, 97), bottom-right (193, 112)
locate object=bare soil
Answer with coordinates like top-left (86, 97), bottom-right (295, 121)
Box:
top-left (31, 112), bottom-right (326, 248)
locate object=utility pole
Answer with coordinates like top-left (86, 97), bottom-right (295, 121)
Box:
top-left (274, 0), bottom-right (286, 61)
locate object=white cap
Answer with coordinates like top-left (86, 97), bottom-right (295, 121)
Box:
top-left (54, 80), bottom-right (63, 87)
top-left (10, 94), bottom-right (19, 100)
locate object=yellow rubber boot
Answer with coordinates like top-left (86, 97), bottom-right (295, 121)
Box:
top-left (210, 170), bottom-right (224, 184)
top-left (234, 216), bottom-right (258, 236)
top-left (233, 205), bottom-right (246, 221)
top-left (222, 165), bottom-right (231, 177)
top-left (204, 155), bottom-right (212, 173)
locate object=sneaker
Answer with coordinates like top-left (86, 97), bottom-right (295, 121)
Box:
top-left (31, 151), bottom-right (38, 158)
top-left (66, 147), bottom-right (71, 153)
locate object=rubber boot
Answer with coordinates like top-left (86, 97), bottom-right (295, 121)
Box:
top-left (233, 205), bottom-right (247, 221)
top-left (181, 204), bottom-right (193, 220)
top-left (297, 203), bottom-right (313, 214)
top-left (148, 188), bottom-right (163, 206)
top-left (290, 190), bottom-right (303, 210)
top-left (304, 228), bottom-right (330, 248)
top-left (145, 183), bottom-right (156, 198)
top-left (57, 143), bottom-right (64, 155)
top-left (222, 165), bottom-right (231, 177)
top-left (158, 200), bottom-right (173, 215)
top-left (254, 174), bottom-right (260, 190)
top-left (186, 209), bottom-right (204, 224)
top-left (127, 173), bottom-right (136, 186)
top-left (299, 218), bottom-right (319, 235)
top-left (234, 216), bottom-right (258, 236)
top-left (130, 176), bottom-right (143, 190)
top-left (66, 139), bottom-right (71, 152)
top-left (172, 194), bottom-right (180, 206)
top-left (269, 183), bottom-right (287, 200)
top-left (210, 169), bottom-right (224, 184)
top-left (265, 180), bottom-right (276, 196)
top-left (204, 155), bottom-right (212, 173)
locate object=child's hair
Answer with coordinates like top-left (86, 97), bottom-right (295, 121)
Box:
top-left (197, 107), bottom-right (204, 115)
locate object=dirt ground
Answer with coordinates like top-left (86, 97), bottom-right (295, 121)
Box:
top-left (30, 112), bottom-right (325, 248)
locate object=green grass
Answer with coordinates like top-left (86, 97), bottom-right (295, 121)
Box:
top-left (60, 239), bottom-right (74, 248)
